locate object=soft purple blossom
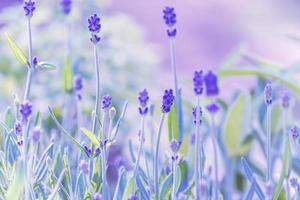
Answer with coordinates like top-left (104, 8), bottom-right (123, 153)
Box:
top-left (14, 121), bottom-right (22, 135)
top-left (161, 89), bottom-right (175, 113)
top-left (206, 103), bottom-right (219, 114)
top-left (23, 0), bottom-right (36, 17)
top-left (138, 89), bottom-right (149, 115)
top-left (17, 140), bottom-right (23, 146)
top-left (61, 0), bottom-right (72, 15)
top-left (290, 177), bottom-right (298, 188)
top-left (281, 92), bottom-right (290, 109)
top-left (192, 106), bottom-right (202, 125)
top-left (189, 132), bottom-right (196, 145)
top-left (127, 194), bottom-right (138, 200)
top-left (92, 193), bottom-right (103, 200)
top-left (31, 127), bottom-right (41, 143)
top-left (204, 71), bottom-right (219, 97)
top-left (264, 83), bottom-right (272, 105)
top-left (83, 145), bottom-right (92, 156)
top-left (94, 147), bottom-right (101, 157)
top-left (88, 14), bottom-right (101, 43)
top-left (20, 101), bottom-right (32, 122)
top-left (163, 6), bottom-right (177, 37)
top-left (102, 95), bottom-right (112, 110)
top-left (198, 180), bottom-right (207, 196)
top-left (170, 139), bottom-right (181, 153)
top-left (33, 57), bottom-right (38, 67)
top-left (193, 70), bottom-right (204, 95)
top-left (291, 126), bottom-right (299, 139)
top-left (79, 160), bottom-right (89, 174)
top-left (74, 75), bottom-right (83, 91)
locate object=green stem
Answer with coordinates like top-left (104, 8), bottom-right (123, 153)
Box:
top-left (172, 158), bottom-right (178, 200)
top-left (195, 96), bottom-right (201, 199)
top-left (211, 113), bottom-right (219, 200)
top-left (266, 105), bottom-right (272, 182)
top-left (134, 116), bottom-right (145, 176)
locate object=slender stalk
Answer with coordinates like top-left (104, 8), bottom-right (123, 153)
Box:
top-left (211, 113), bottom-right (219, 200)
top-left (266, 105), bottom-right (272, 182)
top-left (154, 114), bottom-right (165, 200)
top-left (134, 116), bottom-right (145, 175)
top-left (101, 110), bottom-right (109, 199)
top-left (195, 96), bottom-right (201, 199)
top-left (172, 158), bottom-right (178, 200)
top-left (283, 110), bottom-right (291, 200)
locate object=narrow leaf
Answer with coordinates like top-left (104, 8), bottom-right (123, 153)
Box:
top-left (37, 62), bottom-right (56, 70)
top-left (80, 127), bottom-right (100, 147)
top-left (5, 32), bottom-right (29, 66)
top-left (63, 57), bottom-right (73, 93)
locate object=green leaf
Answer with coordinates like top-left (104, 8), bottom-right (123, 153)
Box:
top-left (34, 111), bottom-right (42, 127)
top-left (80, 127), bottom-right (100, 147)
top-left (218, 68), bottom-right (300, 96)
top-left (37, 62), bottom-right (56, 70)
top-left (168, 104), bottom-right (179, 141)
top-left (63, 57), bottom-right (73, 93)
top-left (273, 138), bottom-right (291, 200)
top-left (5, 32), bottom-right (29, 66)
top-left (5, 160), bottom-right (25, 200)
top-left (223, 93), bottom-right (252, 157)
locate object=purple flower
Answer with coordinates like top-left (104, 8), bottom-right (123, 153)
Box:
top-left (127, 194), bottom-right (138, 200)
top-left (138, 89), bottom-right (149, 115)
top-left (206, 103), bottom-right (219, 114)
top-left (17, 140), bottom-right (23, 146)
top-left (102, 95), bottom-right (112, 110)
top-left (23, 0), bottom-right (36, 17)
top-left (88, 14), bottom-right (101, 43)
top-left (264, 83), bottom-right (272, 105)
top-left (161, 89), bottom-right (175, 113)
top-left (204, 71), bottom-right (219, 97)
top-left (198, 180), bottom-right (207, 196)
top-left (163, 6), bottom-right (177, 37)
top-left (291, 126), bottom-right (299, 139)
top-left (14, 121), bottom-right (22, 135)
top-left (92, 193), bottom-right (103, 200)
top-left (33, 57), bottom-right (38, 67)
top-left (189, 132), bottom-right (195, 145)
top-left (31, 127), bottom-right (41, 143)
top-left (83, 145), bottom-right (92, 156)
top-left (193, 70), bottom-right (204, 95)
top-left (74, 75), bottom-right (83, 91)
top-left (20, 101), bottom-right (32, 122)
top-left (290, 177), bottom-right (298, 188)
top-left (94, 148), bottom-right (101, 157)
top-left (281, 92), bottom-right (290, 109)
top-left (265, 182), bottom-right (274, 197)
top-left (61, 0), bottom-right (72, 15)
top-left (170, 139), bottom-right (181, 153)
top-left (79, 160), bottom-right (89, 174)
top-left (192, 106), bottom-right (202, 125)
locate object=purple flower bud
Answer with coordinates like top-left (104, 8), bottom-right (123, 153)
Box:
top-left (33, 57), bottom-right (38, 67)
top-left (83, 145), bottom-right (92, 156)
top-left (192, 106), bottom-right (202, 125)
top-left (290, 177), bottom-right (298, 188)
top-left (264, 83), bottom-right (272, 106)
top-left (23, 0), bottom-right (36, 17)
top-left (204, 71), bottom-right (219, 97)
top-left (193, 70), bottom-right (204, 95)
top-left (79, 160), bottom-right (89, 174)
top-left (17, 140), bottom-right (23, 146)
top-left (161, 89), bottom-right (175, 113)
top-left (61, 0), bottom-right (72, 15)
top-left (74, 75), bottom-right (83, 91)
top-left (92, 193), bottom-right (103, 200)
top-left (88, 14), bottom-right (101, 43)
top-left (281, 92), bottom-right (290, 109)
top-left (206, 103), bottom-right (219, 114)
top-left (138, 89), bottom-right (149, 115)
top-left (163, 6), bottom-right (177, 37)
top-left (291, 126), bottom-right (299, 139)
top-left (20, 101), bottom-right (32, 122)
top-left (31, 127), bottom-right (41, 143)
top-left (170, 139), bottom-right (181, 153)
top-left (94, 147), bottom-right (101, 157)
top-left (127, 194), bottom-right (138, 200)
top-left (164, 164), bottom-right (171, 175)
top-left (102, 95), bottom-right (112, 110)
top-left (198, 180), bottom-right (207, 196)
top-left (14, 121), bottom-right (22, 135)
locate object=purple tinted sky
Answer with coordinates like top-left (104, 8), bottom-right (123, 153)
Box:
top-left (2, 0), bottom-right (300, 74)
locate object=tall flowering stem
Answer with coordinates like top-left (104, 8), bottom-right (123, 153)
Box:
top-left (265, 83), bottom-right (272, 183)
top-left (170, 139), bottom-right (181, 200)
top-left (204, 70), bottom-right (220, 200)
top-left (193, 70), bottom-right (204, 199)
top-left (154, 89), bottom-right (175, 200)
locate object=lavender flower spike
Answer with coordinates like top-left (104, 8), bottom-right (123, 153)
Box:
top-left (61, 0), bottom-right (72, 15)
top-left (88, 14), bottom-right (101, 43)
top-left (163, 6), bottom-right (177, 37)
top-left (102, 95), bottom-right (112, 110)
top-left (204, 70), bottom-right (219, 97)
top-left (193, 70), bottom-right (204, 95)
top-left (138, 89), bottom-right (149, 115)
top-left (20, 101), bottom-right (32, 122)
top-left (161, 89), bottom-right (175, 113)
top-left (281, 92), bottom-right (290, 109)
top-left (23, 0), bottom-right (36, 17)
top-left (264, 83), bottom-right (272, 105)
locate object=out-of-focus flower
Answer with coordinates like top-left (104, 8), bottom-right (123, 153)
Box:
top-left (83, 144), bottom-right (92, 156)
top-left (291, 126), bottom-right (299, 139)
top-left (204, 71), bottom-right (219, 97)
top-left (60, 0), bottom-right (72, 15)
top-left (92, 193), bottom-right (102, 200)
top-left (206, 103), bottom-right (219, 114)
top-left (189, 132), bottom-right (195, 145)
top-left (74, 75), bottom-right (83, 91)
top-left (102, 95), bottom-right (112, 110)
top-left (138, 89), bottom-right (149, 115)
top-left (31, 126), bottom-right (41, 143)
top-left (127, 194), bottom-right (138, 200)
top-left (23, 0), bottom-right (36, 17)
top-left (14, 121), bottom-right (22, 134)
top-left (88, 14), bottom-right (101, 43)
top-left (20, 101), bottom-right (32, 122)
top-left (193, 70), bottom-right (204, 95)
top-left (94, 147), bottom-right (101, 157)
top-left (17, 140), bottom-right (23, 146)
top-left (170, 139), bottom-right (181, 154)
top-left (281, 92), bottom-right (290, 109)
top-left (79, 160), bottom-right (89, 174)
top-left (290, 177), bottom-right (298, 188)
top-left (192, 106), bottom-right (202, 125)
top-left (163, 6), bottom-right (177, 37)
top-left (161, 89), bottom-right (175, 113)
top-left (198, 179), bottom-right (207, 196)
top-left (264, 83), bottom-right (272, 106)
top-left (265, 182), bottom-right (274, 197)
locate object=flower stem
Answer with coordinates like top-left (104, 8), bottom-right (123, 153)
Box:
top-left (154, 114), bottom-right (165, 200)
top-left (266, 105), bottom-right (272, 182)
top-left (211, 113), bottom-right (219, 200)
top-left (172, 158), bottom-right (178, 200)
top-left (134, 116), bottom-right (145, 176)
top-left (195, 96), bottom-right (201, 199)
